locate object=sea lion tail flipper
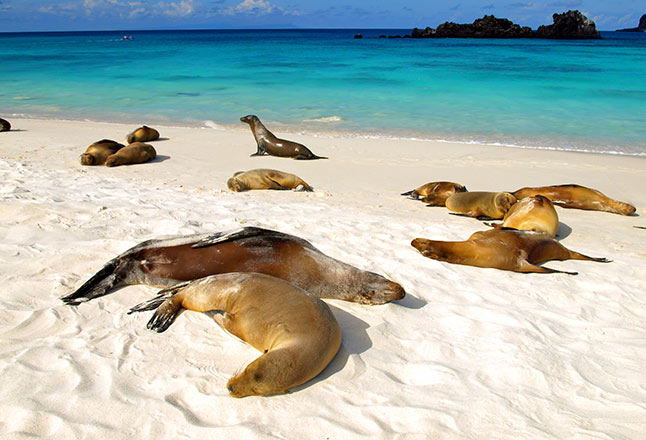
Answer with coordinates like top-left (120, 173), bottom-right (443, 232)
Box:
top-left (131, 283), bottom-right (189, 332)
top-left (401, 190), bottom-right (414, 197)
top-left (192, 226), bottom-right (274, 248)
top-left (127, 282), bottom-right (188, 314)
top-left (569, 251), bottom-right (611, 263)
top-left (61, 260), bottom-right (123, 305)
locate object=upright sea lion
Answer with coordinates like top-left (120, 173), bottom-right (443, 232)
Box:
top-left (0, 117), bottom-right (10, 132)
top-left (445, 191), bottom-right (517, 219)
top-left (240, 115), bottom-right (327, 160)
top-left (490, 195), bottom-right (559, 238)
top-left (129, 272), bottom-right (341, 397)
top-left (104, 142), bottom-right (156, 167)
top-left (227, 169), bottom-right (313, 192)
top-left (61, 227), bottom-right (405, 306)
top-left (512, 184), bottom-right (636, 216)
top-left (126, 125), bottom-right (160, 143)
top-left (411, 228), bottom-right (609, 274)
top-left (401, 181), bottom-right (467, 206)
top-left (80, 139), bottom-right (125, 165)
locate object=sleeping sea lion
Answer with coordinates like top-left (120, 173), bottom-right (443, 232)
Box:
top-left (240, 115), bottom-right (327, 159)
top-left (105, 142), bottom-right (156, 167)
top-left (490, 195), bottom-right (559, 238)
top-left (126, 125), bottom-right (160, 143)
top-left (80, 139), bottom-right (125, 165)
top-left (512, 184), bottom-right (636, 216)
top-left (411, 228), bottom-right (609, 274)
top-left (0, 117), bottom-right (10, 132)
top-left (401, 181), bottom-right (467, 206)
top-left (445, 191), bottom-right (517, 219)
top-left (227, 169), bottom-right (313, 192)
top-left (61, 227), bottom-right (405, 306)
top-left (129, 272), bottom-right (341, 397)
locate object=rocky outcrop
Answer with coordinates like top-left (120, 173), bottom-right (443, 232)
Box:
top-left (535, 10), bottom-right (601, 39)
top-left (616, 14), bottom-right (646, 32)
top-left (410, 10), bottom-right (600, 39)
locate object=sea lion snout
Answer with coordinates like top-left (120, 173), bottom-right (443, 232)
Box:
top-left (240, 115), bottom-right (256, 123)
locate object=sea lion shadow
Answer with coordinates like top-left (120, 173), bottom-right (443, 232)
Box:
top-left (150, 155), bottom-right (171, 163)
top-left (556, 222), bottom-right (572, 240)
top-left (394, 292), bottom-right (426, 309)
top-left (2, 129), bottom-right (27, 132)
top-left (154, 137), bottom-right (171, 141)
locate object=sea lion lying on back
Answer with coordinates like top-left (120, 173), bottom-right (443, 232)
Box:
top-left (240, 115), bottom-right (327, 159)
top-left (129, 272), bottom-right (341, 397)
top-left (489, 195), bottom-right (559, 238)
top-left (401, 181), bottom-right (467, 206)
top-left (411, 228), bottom-right (609, 274)
top-left (61, 226), bottom-right (405, 306)
top-left (227, 169), bottom-right (313, 192)
top-left (0, 117), bottom-right (10, 132)
top-left (105, 142), bottom-right (156, 167)
top-left (126, 125), bottom-right (160, 143)
top-left (80, 139), bottom-right (125, 165)
top-left (445, 191), bottom-right (517, 219)
top-left (512, 184), bottom-right (636, 216)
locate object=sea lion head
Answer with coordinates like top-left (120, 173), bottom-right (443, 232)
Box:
top-left (80, 153), bottom-right (95, 165)
top-left (348, 272), bottom-right (405, 305)
top-left (240, 115), bottom-right (259, 125)
top-left (227, 176), bottom-right (248, 192)
top-left (104, 156), bottom-right (120, 167)
top-left (411, 238), bottom-right (442, 259)
top-left (226, 352), bottom-right (288, 398)
top-left (495, 192), bottom-right (518, 215)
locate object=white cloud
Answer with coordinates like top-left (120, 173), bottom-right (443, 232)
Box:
top-left (157, 0), bottom-right (195, 16)
top-left (220, 0), bottom-right (301, 16)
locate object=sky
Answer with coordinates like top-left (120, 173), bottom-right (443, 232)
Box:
top-left (0, 0), bottom-right (643, 32)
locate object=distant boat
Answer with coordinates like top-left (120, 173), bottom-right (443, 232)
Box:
top-left (122, 35), bottom-right (134, 40)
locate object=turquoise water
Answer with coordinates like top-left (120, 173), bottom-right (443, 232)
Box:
top-left (1, 29), bottom-right (645, 155)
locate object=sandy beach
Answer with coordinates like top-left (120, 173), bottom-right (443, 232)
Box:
top-left (1, 117), bottom-right (645, 439)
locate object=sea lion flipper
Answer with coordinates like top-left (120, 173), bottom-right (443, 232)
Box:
top-left (401, 190), bottom-right (414, 197)
top-left (192, 227), bottom-right (274, 248)
top-left (128, 282), bottom-right (189, 314)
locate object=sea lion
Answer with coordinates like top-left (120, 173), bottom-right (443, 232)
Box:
top-left (445, 191), bottom-right (517, 219)
top-left (411, 228), bottom-right (609, 274)
top-left (240, 115), bottom-right (327, 160)
top-left (104, 142), bottom-right (156, 167)
top-left (129, 272), bottom-right (341, 397)
top-left (126, 125), bottom-right (160, 143)
top-left (80, 139), bottom-right (125, 165)
top-left (227, 169), bottom-right (313, 192)
top-left (490, 195), bottom-right (559, 238)
top-left (401, 181), bottom-right (467, 206)
top-left (0, 117), bottom-right (10, 132)
top-left (61, 226), bottom-right (405, 306)
top-left (512, 184), bottom-right (636, 216)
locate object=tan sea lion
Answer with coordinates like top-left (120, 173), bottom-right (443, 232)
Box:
top-left (129, 272), bottom-right (341, 397)
top-left (512, 184), bottom-right (636, 216)
top-left (104, 142), bottom-right (156, 167)
top-left (126, 125), bottom-right (160, 143)
top-left (80, 139), bottom-right (125, 165)
top-left (490, 195), bottom-right (559, 238)
top-left (227, 168), bottom-right (313, 192)
top-left (445, 191), bottom-right (517, 219)
top-left (401, 181), bottom-right (467, 206)
top-left (61, 227), bottom-right (405, 306)
top-left (0, 117), bottom-right (10, 132)
top-left (411, 228), bottom-right (609, 274)
top-left (240, 115), bottom-right (327, 159)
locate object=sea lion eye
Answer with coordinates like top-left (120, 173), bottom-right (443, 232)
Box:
top-left (254, 373), bottom-right (263, 381)
top-left (228, 384), bottom-right (234, 392)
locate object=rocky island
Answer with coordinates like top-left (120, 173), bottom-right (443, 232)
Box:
top-left (616, 14), bottom-right (646, 32)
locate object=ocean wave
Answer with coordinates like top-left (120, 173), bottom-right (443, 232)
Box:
top-left (203, 120), bottom-right (225, 130)
top-left (303, 116), bottom-right (344, 123)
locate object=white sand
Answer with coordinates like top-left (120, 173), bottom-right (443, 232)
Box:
top-left (1, 117), bottom-right (645, 439)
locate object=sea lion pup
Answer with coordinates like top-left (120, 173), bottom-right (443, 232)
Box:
top-left (104, 142), bottom-right (156, 167)
top-left (0, 117), bottom-right (10, 132)
top-left (401, 181), bottom-right (467, 206)
top-left (129, 272), bottom-right (341, 397)
top-left (61, 226), bottom-right (405, 306)
top-left (227, 168), bottom-right (313, 192)
top-left (80, 139), bottom-right (125, 165)
top-left (126, 125), bottom-right (160, 143)
top-left (445, 191), bottom-right (517, 219)
top-left (512, 184), bottom-right (636, 216)
top-left (411, 228), bottom-right (609, 274)
top-left (240, 115), bottom-right (327, 160)
top-left (489, 195), bottom-right (559, 238)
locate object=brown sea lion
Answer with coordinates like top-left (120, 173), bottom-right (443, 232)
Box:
top-left (512, 184), bottom-right (636, 216)
top-left (104, 142), bottom-right (156, 167)
top-left (61, 227), bottom-right (405, 306)
top-left (240, 115), bottom-right (327, 159)
top-left (411, 228), bottom-right (609, 274)
top-left (445, 191), bottom-right (517, 219)
top-left (80, 139), bottom-right (125, 165)
top-left (126, 125), bottom-right (160, 143)
top-left (129, 272), bottom-right (341, 397)
top-left (401, 181), bottom-right (467, 206)
top-left (227, 168), bottom-right (313, 192)
top-left (490, 195), bottom-right (559, 238)
top-left (0, 117), bottom-right (10, 132)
